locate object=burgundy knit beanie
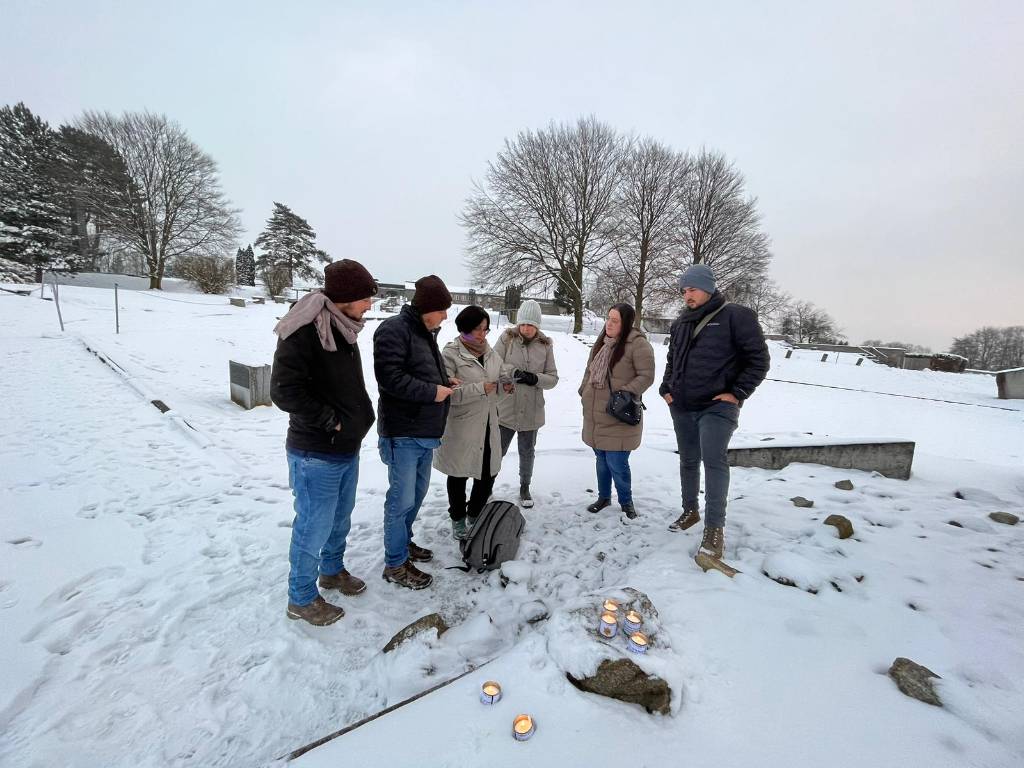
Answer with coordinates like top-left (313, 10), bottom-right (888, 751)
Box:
top-left (323, 259), bottom-right (378, 303)
top-left (412, 275), bottom-right (452, 313)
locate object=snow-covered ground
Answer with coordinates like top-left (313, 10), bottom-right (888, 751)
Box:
top-left (1, 280), bottom-right (1022, 768)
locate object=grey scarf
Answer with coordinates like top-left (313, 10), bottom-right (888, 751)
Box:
top-left (588, 336), bottom-right (618, 388)
top-left (273, 290), bottom-right (364, 350)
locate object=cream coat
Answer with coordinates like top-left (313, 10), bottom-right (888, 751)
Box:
top-left (493, 328), bottom-right (559, 432)
top-left (433, 339), bottom-right (505, 479)
top-left (579, 328), bottom-right (656, 451)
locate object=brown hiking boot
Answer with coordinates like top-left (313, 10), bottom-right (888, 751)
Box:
top-left (697, 525), bottom-right (725, 560)
top-left (407, 540), bottom-right (433, 563)
top-left (318, 570), bottom-right (366, 596)
top-left (382, 560), bottom-right (433, 590)
top-left (669, 508), bottom-right (701, 532)
top-left (286, 595), bottom-right (345, 626)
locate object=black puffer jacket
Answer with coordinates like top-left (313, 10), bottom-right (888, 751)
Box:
top-left (270, 323), bottom-right (375, 454)
top-left (660, 293), bottom-right (770, 411)
top-left (373, 304), bottom-right (451, 438)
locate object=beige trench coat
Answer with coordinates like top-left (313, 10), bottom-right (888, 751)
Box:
top-left (493, 328), bottom-right (559, 432)
top-left (579, 328), bottom-right (656, 452)
top-left (433, 339), bottom-right (505, 479)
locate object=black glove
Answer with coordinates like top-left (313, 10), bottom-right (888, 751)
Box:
top-left (514, 369), bottom-right (538, 386)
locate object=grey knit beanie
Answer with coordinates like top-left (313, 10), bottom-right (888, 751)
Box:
top-left (678, 264), bottom-right (717, 294)
top-left (516, 300), bottom-right (542, 329)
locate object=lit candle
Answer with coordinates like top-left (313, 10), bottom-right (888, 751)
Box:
top-left (513, 714), bottom-right (536, 741)
top-left (598, 611), bottom-right (619, 638)
top-left (623, 610), bottom-right (643, 634)
top-left (480, 681), bottom-right (502, 704)
top-left (627, 631), bottom-right (649, 654)
top-left (602, 598), bottom-right (620, 614)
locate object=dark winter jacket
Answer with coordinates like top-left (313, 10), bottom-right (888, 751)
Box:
top-left (373, 304), bottom-right (451, 438)
top-left (270, 323), bottom-right (375, 455)
top-left (660, 292), bottom-right (770, 410)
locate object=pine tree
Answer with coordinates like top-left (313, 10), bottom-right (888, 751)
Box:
top-left (235, 244), bottom-right (255, 286)
top-left (0, 103), bottom-right (69, 276)
top-left (254, 202), bottom-right (329, 286)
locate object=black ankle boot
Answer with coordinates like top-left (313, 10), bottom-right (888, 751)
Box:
top-left (587, 497), bottom-right (612, 514)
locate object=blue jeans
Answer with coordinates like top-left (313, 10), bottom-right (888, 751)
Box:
top-left (594, 448), bottom-right (632, 505)
top-left (670, 401), bottom-right (739, 528)
top-left (286, 449), bottom-right (360, 606)
top-left (379, 437), bottom-right (439, 568)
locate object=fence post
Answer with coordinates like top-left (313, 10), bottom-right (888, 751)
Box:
top-left (52, 275), bottom-right (64, 332)
top-left (114, 283), bottom-right (120, 334)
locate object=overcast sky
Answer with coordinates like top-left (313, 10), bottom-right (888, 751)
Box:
top-left (2, 0), bottom-right (1021, 349)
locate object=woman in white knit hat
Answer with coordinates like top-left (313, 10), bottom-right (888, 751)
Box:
top-left (494, 300), bottom-right (559, 507)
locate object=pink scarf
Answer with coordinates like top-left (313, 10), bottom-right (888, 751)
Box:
top-left (273, 290), bottom-right (364, 351)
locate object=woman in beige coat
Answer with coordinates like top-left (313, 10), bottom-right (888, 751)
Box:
top-left (494, 300), bottom-right (559, 509)
top-left (579, 303), bottom-right (655, 519)
top-left (434, 306), bottom-right (505, 540)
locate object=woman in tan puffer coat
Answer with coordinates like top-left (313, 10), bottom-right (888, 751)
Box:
top-left (494, 300), bottom-right (559, 509)
top-left (579, 303), bottom-right (655, 519)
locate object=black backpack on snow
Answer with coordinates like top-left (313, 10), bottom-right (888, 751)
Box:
top-left (459, 500), bottom-right (525, 572)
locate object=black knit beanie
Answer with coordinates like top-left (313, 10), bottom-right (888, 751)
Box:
top-left (455, 305), bottom-right (490, 334)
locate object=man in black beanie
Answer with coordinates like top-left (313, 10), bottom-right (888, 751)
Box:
top-left (271, 259), bottom-right (378, 625)
top-left (372, 274), bottom-right (455, 589)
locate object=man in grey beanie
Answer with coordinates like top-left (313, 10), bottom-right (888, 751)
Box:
top-left (660, 264), bottom-right (769, 568)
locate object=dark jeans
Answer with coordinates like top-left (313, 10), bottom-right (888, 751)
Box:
top-left (670, 401), bottom-right (739, 528)
top-left (593, 448), bottom-right (632, 505)
top-left (447, 426), bottom-right (497, 521)
top-left (499, 425), bottom-right (538, 485)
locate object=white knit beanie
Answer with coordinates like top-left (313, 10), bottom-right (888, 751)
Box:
top-left (516, 300), bottom-right (543, 329)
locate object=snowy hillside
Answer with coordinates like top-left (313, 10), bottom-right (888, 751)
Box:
top-left (1, 282), bottom-right (1022, 768)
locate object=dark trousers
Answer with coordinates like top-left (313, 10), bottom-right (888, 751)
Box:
top-left (499, 425), bottom-right (538, 485)
top-left (670, 401), bottom-right (739, 528)
top-left (447, 426), bottom-right (497, 521)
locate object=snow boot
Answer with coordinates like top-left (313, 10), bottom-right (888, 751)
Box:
top-left (621, 502), bottom-right (638, 520)
top-left (407, 540), bottom-right (433, 562)
top-left (669, 508), bottom-right (701, 532)
top-left (696, 525), bottom-right (725, 561)
top-left (452, 518), bottom-right (471, 541)
top-left (382, 560), bottom-right (433, 590)
top-left (587, 497), bottom-right (612, 514)
top-left (318, 569), bottom-right (366, 596)
top-left (520, 484), bottom-right (534, 508)
top-left (286, 595), bottom-right (345, 626)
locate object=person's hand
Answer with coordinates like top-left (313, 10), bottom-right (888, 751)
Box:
top-left (483, 381), bottom-right (498, 395)
top-left (334, 422), bottom-right (343, 431)
top-left (502, 382), bottom-right (515, 394)
top-left (662, 393), bottom-right (673, 405)
top-left (514, 369), bottom-right (539, 386)
top-left (449, 377), bottom-right (462, 387)
top-left (435, 385), bottom-right (454, 402)
top-left (713, 392), bottom-right (739, 405)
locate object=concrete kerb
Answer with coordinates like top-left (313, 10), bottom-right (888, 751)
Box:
top-left (727, 439), bottom-right (915, 480)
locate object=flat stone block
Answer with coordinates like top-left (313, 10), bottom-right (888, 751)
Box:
top-left (229, 360), bottom-right (272, 409)
top-left (728, 439), bottom-right (915, 480)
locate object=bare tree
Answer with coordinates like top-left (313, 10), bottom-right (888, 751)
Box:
top-left (674, 148), bottom-right (771, 292)
top-left (78, 111), bottom-right (241, 289)
top-left (779, 299), bottom-right (841, 343)
top-left (600, 137), bottom-right (687, 325)
top-left (728, 276), bottom-right (791, 332)
top-left (462, 116), bottom-right (624, 333)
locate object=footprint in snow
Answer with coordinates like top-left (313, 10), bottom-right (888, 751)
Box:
top-left (6, 536), bottom-right (42, 548)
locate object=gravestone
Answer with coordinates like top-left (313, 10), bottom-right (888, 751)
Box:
top-left (252, 296), bottom-right (266, 305)
top-left (229, 298), bottom-right (246, 308)
top-left (229, 360), bottom-right (272, 409)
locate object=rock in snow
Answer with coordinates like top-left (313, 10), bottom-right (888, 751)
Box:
top-left (888, 657), bottom-right (942, 707)
top-left (988, 511), bottom-right (1019, 526)
top-left (791, 496), bottom-right (815, 508)
top-left (383, 613), bottom-right (449, 653)
top-left (824, 514), bottom-right (855, 539)
top-left (834, 479), bottom-right (855, 491)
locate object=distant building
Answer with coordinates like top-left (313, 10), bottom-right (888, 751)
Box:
top-left (374, 279), bottom-right (563, 315)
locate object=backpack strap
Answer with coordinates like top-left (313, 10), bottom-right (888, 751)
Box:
top-left (692, 302), bottom-right (729, 339)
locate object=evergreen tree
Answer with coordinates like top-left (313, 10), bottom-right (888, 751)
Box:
top-left (235, 244), bottom-right (255, 286)
top-left (0, 103), bottom-right (68, 275)
top-left (254, 202), bottom-right (329, 286)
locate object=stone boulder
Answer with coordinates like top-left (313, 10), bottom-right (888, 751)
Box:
top-left (888, 657), bottom-right (942, 707)
top-left (824, 514), bottom-right (854, 539)
top-left (834, 479), bottom-right (855, 491)
top-left (989, 511), bottom-right (1019, 526)
top-left (567, 658), bottom-right (671, 715)
top-left (382, 613), bottom-right (449, 653)
top-left (791, 496), bottom-right (814, 508)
